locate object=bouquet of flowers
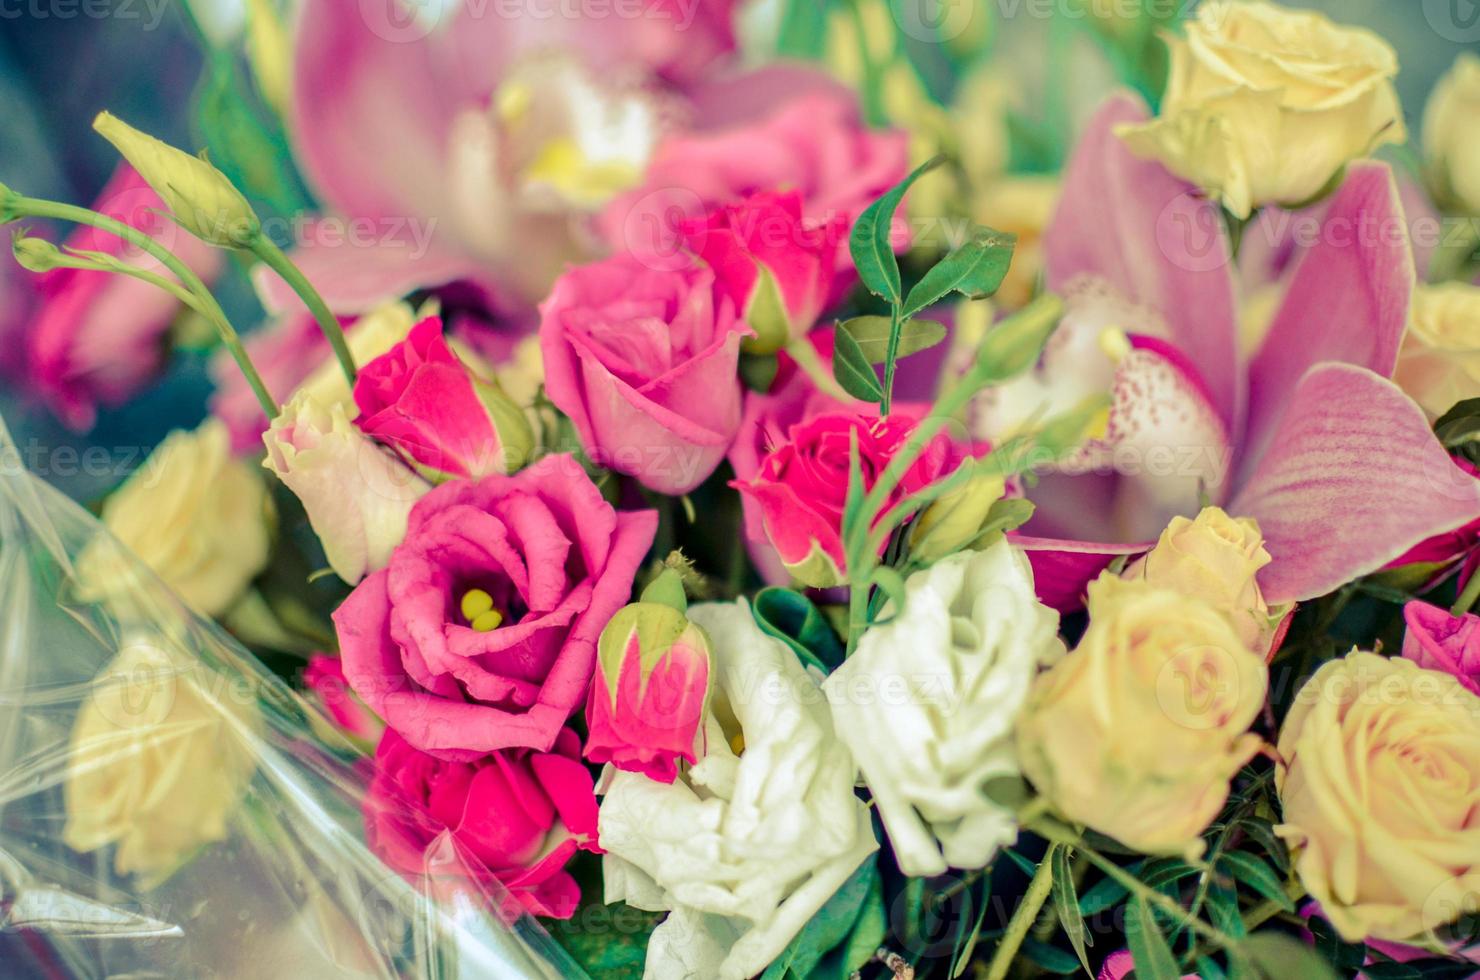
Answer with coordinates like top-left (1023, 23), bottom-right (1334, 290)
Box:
top-left (4, 1), bottom-right (1480, 977)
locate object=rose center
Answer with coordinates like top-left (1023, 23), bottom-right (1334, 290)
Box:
top-left (459, 588), bottom-right (505, 632)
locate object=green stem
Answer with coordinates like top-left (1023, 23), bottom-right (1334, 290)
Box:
top-left (986, 844), bottom-right (1057, 980)
top-left (881, 306), bottom-right (902, 416)
top-left (1451, 567), bottom-right (1480, 617)
top-left (4, 193), bottom-right (276, 420)
top-left (249, 235), bottom-right (355, 385)
top-left (1029, 819), bottom-right (1241, 953)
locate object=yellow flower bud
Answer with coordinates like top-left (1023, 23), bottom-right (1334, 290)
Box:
top-left (93, 111), bottom-right (260, 248)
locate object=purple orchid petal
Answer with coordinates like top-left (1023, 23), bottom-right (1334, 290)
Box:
top-left (1230, 363), bottom-right (1480, 604)
top-left (1240, 163), bottom-right (1414, 479)
top-left (1044, 93), bottom-right (1242, 436)
top-left (1014, 533), bottom-right (1149, 612)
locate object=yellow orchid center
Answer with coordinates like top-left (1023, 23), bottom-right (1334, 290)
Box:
top-left (1098, 326), bottom-right (1132, 364)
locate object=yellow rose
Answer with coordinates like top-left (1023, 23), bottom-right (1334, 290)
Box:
top-left (1117, 1), bottom-right (1405, 218)
top-left (1394, 282), bottom-right (1480, 419)
top-left (1128, 506), bottom-right (1276, 655)
top-left (1424, 53), bottom-right (1480, 215)
top-left (1276, 651), bottom-right (1480, 943)
top-left (84, 420), bottom-right (271, 617)
top-left (1016, 574), bottom-right (1268, 853)
top-left (63, 635), bottom-right (261, 884)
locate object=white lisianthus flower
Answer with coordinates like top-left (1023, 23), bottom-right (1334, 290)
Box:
top-left (262, 391), bottom-right (431, 584)
top-left (823, 542), bottom-right (1063, 877)
top-left (598, 599), bottom-right (878, 980)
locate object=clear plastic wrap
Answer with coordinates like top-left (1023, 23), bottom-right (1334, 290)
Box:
top-left (0, 416), bottom-right (587, 979)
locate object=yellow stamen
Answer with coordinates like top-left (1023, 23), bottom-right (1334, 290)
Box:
top-left (460, 588), bottom-right (494, 622)
top-left (1098, 326), bottom-right (1132, 364)
top-left (470, 609), bottom-right (505, 633)
top-left (496, 81), bottom-right (532, 125)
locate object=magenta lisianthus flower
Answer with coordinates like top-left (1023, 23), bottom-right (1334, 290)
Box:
top-left (364, 727), bottom-right (599, 919)
top-left (683, 190), bottom-right (846, 351)
top-left (1097, 950), bottom-right (1199, 980)
top-left (584, 594), bottom-right (711, 783)
top-left (333, 456), bottom-right (656, 758)
top-left (24, 164), bottom-right (222, 431)
top-left (601, 77), bottom-right (909, 282)
top-left (983, 93), bottom-right (1480, 611)
top-left (733, 412), bottom-right (971, 588)
top-left (353, 317), bottom-right (532, 479)
top-left (539, 253), bottom-right (752, 495)
top-left (1402, 600), bottom-right (1480, 696)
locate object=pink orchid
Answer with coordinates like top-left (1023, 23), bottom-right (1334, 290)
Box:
top-left (993, 94), bottom-right (1480, 610)
top-left (1402, 600), bottom-right (1480, 696)
top-left (273, 0), bottom-right (731, 315)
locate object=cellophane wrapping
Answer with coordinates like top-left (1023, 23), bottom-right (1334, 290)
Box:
top-left (0, 415), bottom-right (586, 980)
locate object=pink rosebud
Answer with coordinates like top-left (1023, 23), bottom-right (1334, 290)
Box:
top-left (363, 726), bottom-right (599, 919)
top-left (684, 191), bottom-right (845, 353)
top-left (538, 254), bottom-right (752, 495)
top-left (303, 654), bottom-right (384, 743)
top-left (584, 569), bottom-right (710, 783)
top-left (354, 317), bottom-right (533, 479)
top-left (1402, 599), bottom-right (1480, 695)
top-left (732, 411), bottom-right (971, 588)
top-left (25, 164), bottom-right (222, 431)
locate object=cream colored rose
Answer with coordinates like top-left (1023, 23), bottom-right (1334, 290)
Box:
top-left (1127, 506), bottom-right (1276, 656)
top-left (1424, 53), bottom-right (1480, 215)
top-left (84, 420), bottom-right (271, 617)
top-left (1277, 651), bottom-right (1480, 943)
top-left (1117, 1), bottom-right (1405, 218)
top-left (262, 392), bottom-right (430, 584)
top-left (1016, 574), bottom-right (1268, 853)
top-left (63, 635), bottom-right (260, 884)
top-left (1395, 282), bottom-right (1480, 419)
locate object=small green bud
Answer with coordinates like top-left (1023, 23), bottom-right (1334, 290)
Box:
top-left (11, 234), bottom-right (66, 274)
top-left (976, 292), bottom-right (1065, 382)
top-left (93, 111), bottom-right (260, 248)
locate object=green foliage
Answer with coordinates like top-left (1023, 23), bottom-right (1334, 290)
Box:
top-left (751, 587), bottom-right (846, 675)
top-left (831, 324), bottom-right (885, 402)
top-left (762, 858), bottom-right (885, 980)
top-left (838, 315), bottom-right (948, 363)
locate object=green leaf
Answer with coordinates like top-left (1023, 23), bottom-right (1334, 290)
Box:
top-left (1238, 932), bottom-right (1339, 980)
top-left (1019, 938), bottom-right (1081, 975)
top-left (1078, 873), bottom-right (1131, 916)
top-left (902, 228), bottom-right (1017, 317)
top-left (1434, 397), bottom-right (1480, 466)
top-left (775, 0), bottom-right (830, 59)
top-left (762, 857), bottom-right (881, 980)
top-left (751, 587), bottom-right (846, 675)
top-left (832, 325), bottom-right (885, 403)
top-left (1125, 896), bottom-right (1181, 980)
top-left (849, 157), bottom-right (941, 306)
top-left (1196, 955), bottom-right (1231, 980)
top-left (866, 566), bottom-right (909, 625)
top-left (1218, 852), bottom-right (1293, 912)
top-left (1050, 846), bottom-right (1093, 976)
top-left (1205, 882), bottom-right (1247, 940)
top-left (949, 875), bottom-right (992, 979)
top-left (1233, 819), bottom-right (1290, 874)
top-left (1307, 912), bottom-right (1367, 971)
top-left (838, 315), bottom-right (948, 363)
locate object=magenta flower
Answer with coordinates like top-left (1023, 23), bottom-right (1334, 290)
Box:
top-left (334, 457), bottom-right (656, 758)
top-left (364, 727), bottom-right (599, 919)
top-left (1402, 600), bottom-right (1480, 696)
top-left (683, 190), bottom-right (846, 350)
top-left (539, 253), bottom-right (752, 495)
top-left (353, 317), bottom-right (531, 479)
top-left (25, 164), bottom-right (222, 431)
top-left (584, 597), bottom-right (711, 783)
top-left (993, 94), bottom-right (1480, 609)
top-left (303, 654), bottom-right (384, 743)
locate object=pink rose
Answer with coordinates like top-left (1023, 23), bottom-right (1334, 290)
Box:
top-left (732, 410), bottom-right (971, 587)
top-left (303, 654), bottom-right (384, 743)
top-left (334, 457), bottom-right (656, 757)
top-left (601, 84), bottom-right (909, 279)
top-left (364, 727), bottom-right (598, 919)
top-left (354, 317), bottom-right (533, 479)
top-left (728, 342), bottom-right (854, 583)
top-left (584, 579), bottom-right (712, 783)
top-left (1402, 600), bottom-right (1480, 696)
top-left (538, 254), bottom-right (751, 494)
top-left (683, 191), bottom-right (846, 352)
top-left (1098, 950), bottom-right (1199, 980)
top-left (25, 164), bottom-right (222, 431)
